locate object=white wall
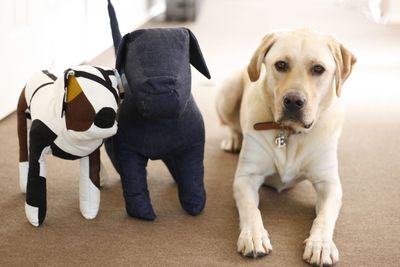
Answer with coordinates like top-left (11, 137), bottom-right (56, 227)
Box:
top-left (334, 0), bottom-right (400, 23)
top-left (377, 0), bottom-right (400, 23)
top-left (0, 0), bottom-right (164, 120)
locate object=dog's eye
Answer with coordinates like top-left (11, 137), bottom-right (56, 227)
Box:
top-left (275, 61), bottom-right (289, 72)
top-left (312, 64), bottom-right (325, 75)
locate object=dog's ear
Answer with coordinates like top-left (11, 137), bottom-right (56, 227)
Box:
top-left (186, 28), bottom-right (211, 79)
top-left (247, 33), bottom-right (277, 82)
top-left (328, 38), bottom-right (357, 97)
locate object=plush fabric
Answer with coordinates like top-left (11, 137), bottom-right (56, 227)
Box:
top-left (107, 0), bottom-right (121, 55)
top-left (105, 28), bottom-right (211, 220)
top-left (17, 65), bottom-right (121, 226)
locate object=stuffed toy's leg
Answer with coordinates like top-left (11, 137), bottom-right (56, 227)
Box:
top-left (116, 146), bottom-right (155, 220)
top-left (100, 161), bottom-right (109, 187)
top-left (79, 148), bottom-right (101, 219)
top-left (163, 145), bottom-right (206, 216)
top-left (104, 137), bottom-right (120, 174)
top-left (25, 147), bottom-right (48, 227)
top-left (17, 88), bottom-right (30, 193)
top-left (25, 120), bottom-right (56, 227)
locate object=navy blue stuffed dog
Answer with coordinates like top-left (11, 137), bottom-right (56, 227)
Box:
top-left (105, 27), bottom-right (211, 220)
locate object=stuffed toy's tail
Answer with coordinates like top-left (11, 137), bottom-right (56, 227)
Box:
top-left (107, 0), bottom-right (122, 54)
top-left (105, 0), bottom-right (122, 174)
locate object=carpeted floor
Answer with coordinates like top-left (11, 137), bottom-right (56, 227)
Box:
top-left (1, 0), bottom-right (400, 266)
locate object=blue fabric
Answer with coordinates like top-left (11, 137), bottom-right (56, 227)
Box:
top-left (105, 28), bottom-right (210, 220)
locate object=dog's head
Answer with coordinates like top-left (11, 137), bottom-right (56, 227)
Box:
top-left (248, 29), bottom-right (356, 132)
top-left (116, 27), bottom-right (211, 120)
top-left (60, 65), bottom-right (120, 141)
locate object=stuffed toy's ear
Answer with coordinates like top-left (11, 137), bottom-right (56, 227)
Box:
top-left (186, 28), bottom-right (211, 79)
top-left (64, 74), bottom-right (95, 131)
top-left (328, 37), bottom-right (357, 97)
top-left (247, 33), bottom-right (277, 82)
top-left (107, 0), bottom-right (122, 55)
top-left (66, 76), bottom-right (83, 103)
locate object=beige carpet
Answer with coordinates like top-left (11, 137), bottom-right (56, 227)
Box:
top-left (1, 0), bottom-right (400, 266)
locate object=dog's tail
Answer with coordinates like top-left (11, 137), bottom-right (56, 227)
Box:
top-left (107, 0), bottom-right (122, 55)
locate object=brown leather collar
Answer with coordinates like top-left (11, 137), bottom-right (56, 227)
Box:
top-left (254, 121), bottom-right (294, 132)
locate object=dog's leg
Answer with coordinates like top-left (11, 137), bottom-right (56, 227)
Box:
top-left (25, 120), bottom-right (55, 227)
top-left (234, 134), bottom-right (274, 258)
top-left (17, 88), bottom-right (30, 193)
top-left (216, 72), bottom-right (244, 153)
top-left (79, 148), bottom-right (101, 219)
top-left (220, 128), bottom-right (243, 153)
top-left (303, 171), bottom-right (342, 266)
top-left (163, 145), bottom-right (206, 216)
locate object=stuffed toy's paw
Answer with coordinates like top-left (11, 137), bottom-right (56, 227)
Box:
top-left (25, 203), bottom-right (40, 227)
top-left (125, 193), bottom-right (156, 221)
top-left (178, 184), bottom-right (206, 216)
top-left (25, 175), bottom-right (47, 227)
top-left (79, 163), bottom-right (100, 220)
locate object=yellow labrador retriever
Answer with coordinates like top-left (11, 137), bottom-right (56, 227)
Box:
top-left (216, 29), bottom-right (356, 266)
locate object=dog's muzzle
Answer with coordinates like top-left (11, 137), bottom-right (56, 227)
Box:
top-left (282, 92), bottom-right (306, 120)
top-left (279, 92), bottom-right (313, 130)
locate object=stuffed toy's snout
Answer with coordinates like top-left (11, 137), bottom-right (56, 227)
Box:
top-left (135, 76), bottom-right (180, 119)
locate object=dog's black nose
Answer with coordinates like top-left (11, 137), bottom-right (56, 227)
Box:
top-left (94, 107), bottom-right (116, 128)
top-left (283, 93), bottom-right (306, 112)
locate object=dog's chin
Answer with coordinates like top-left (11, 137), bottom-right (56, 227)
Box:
top-left (277, 118), bottom-right (314, 133)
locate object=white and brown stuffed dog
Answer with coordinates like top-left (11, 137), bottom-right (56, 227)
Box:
top-left (17, 65), bottom-right (121, 227)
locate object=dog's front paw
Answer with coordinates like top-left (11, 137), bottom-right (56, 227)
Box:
top-left (220, 131), bottom-right (242, 152)
top-left (237, 225), bottom-right (272, 258)
top-left (303, 236), bottom-right (339, 266)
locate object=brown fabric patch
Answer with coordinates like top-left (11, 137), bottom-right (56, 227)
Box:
top-left (89, 148), bottom-right (100, 189)
top-left (65, 92), bottom-right (95, 131)
top-left (17, 87), bottom-right (28, 162)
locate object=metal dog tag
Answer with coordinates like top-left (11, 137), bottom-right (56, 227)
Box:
top-left (275, 132), bottom-right (287, 148)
